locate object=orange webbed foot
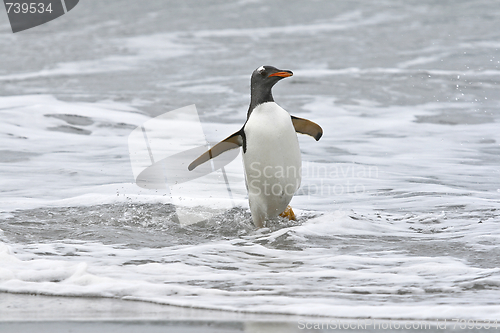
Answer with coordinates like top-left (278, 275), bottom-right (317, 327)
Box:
top-left (279, 205), bottom-right (296, 221)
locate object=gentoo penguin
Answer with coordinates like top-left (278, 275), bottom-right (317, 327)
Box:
top-left (188, 65), bottom-right (322, 228)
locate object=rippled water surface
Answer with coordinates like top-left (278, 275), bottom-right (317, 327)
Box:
top-left (1, 0), bottom-right (500, 320)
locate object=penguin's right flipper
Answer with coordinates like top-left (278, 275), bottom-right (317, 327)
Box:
top-left (188, 131), bottom-right (243, 171)
top-left (291, 116), bottom-right (323, 141)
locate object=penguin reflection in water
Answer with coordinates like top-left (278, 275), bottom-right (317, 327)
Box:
top-left (188, 66), bottom-right (322, 228)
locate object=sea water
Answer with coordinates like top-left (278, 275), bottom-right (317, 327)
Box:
top-left (1, 0), bottom-right (500, 320)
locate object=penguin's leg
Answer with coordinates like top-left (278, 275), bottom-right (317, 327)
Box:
top-left (279, 205), bottom-right (296, 221)
top-left (252, 215), bottom-right (265, 228)
top-left (250, 207), bottom-right (266, 228)
top-left (248, 196), bottom-right (266, 228)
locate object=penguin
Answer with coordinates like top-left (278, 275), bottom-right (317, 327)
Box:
top-left (188, 66), bottom-right (322, 228)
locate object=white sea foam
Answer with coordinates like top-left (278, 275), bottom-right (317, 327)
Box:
top-left (2, 212), bottom-right (500, 320)
top-left (1, 0), bottom-right (500, 320)
top-left (0, 95), bottom-right (153, 211)
top-left (0, 34), bottom-right (191, 82)
top-left (1, 92), bottom-right (500, 319)
top-left (191, 12), bottom-right (400, 39)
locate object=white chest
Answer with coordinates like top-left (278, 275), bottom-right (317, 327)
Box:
top-left (242, 102), bottom-right (301, 185)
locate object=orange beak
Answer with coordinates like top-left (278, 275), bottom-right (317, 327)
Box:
top-left (268, 71), bottom-right (293, 78)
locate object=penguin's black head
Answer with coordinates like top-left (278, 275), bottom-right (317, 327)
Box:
top-left (249, 66), bottom-right (293, 113)
top-left (251, 65), bottom-right (293, 90)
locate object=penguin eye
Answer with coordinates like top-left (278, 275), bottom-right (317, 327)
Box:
top-left (257, 66), bottom-right (266, 77)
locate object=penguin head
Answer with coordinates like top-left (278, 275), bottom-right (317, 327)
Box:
top-left (249, 66), bottom-right (293, 109)
top-left (251, 66), bottom-right (293, 91)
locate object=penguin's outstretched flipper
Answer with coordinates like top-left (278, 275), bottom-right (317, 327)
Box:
top-left (291, 116), bottom-right (323, 141)
top-left (188, 131), bottom-right (243, 171)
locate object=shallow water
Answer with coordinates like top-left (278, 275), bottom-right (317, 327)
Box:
top-left (1, 0), bottom-right (500, 320)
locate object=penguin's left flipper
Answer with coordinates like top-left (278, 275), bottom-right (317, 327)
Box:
top-left (188, 131), bottom-right (243, 171)
top-left (291, 116), bottom-right (323, 141)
